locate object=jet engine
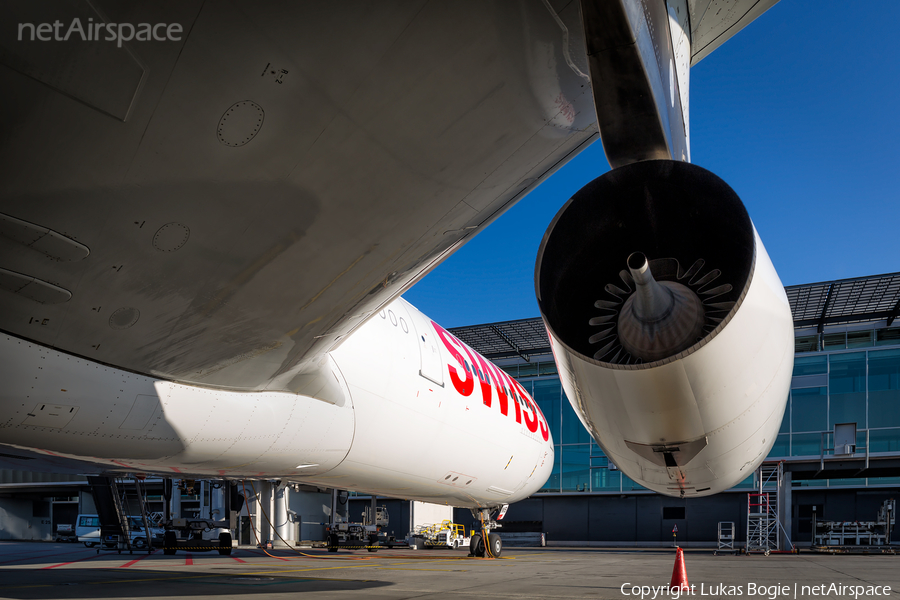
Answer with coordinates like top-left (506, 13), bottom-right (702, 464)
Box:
top-left (535, 160), bottom-right (793, 497)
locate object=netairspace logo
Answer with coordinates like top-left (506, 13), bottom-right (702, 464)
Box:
top-left (17, 18), bottom-right (182, 48)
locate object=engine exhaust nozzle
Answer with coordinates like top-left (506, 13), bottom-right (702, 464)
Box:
top-left (626, 252), bottom-right (671, 322)
top-left (617, 253), bottom-right (705, 362)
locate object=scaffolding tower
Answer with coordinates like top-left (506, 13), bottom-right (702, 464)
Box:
top-left (746, 463), bottom-right (793, 554)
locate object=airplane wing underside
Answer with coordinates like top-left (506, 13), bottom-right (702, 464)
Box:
top-left (0, 1), bottom-right (598, 391)
top-left (0, 0), bottom-right (776, 394)
top-left (688, 0), bottom-right (779, 65)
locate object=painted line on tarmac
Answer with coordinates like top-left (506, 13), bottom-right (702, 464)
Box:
top-left (42, 552), bottom-right (104, 570)
top-left (120, 550), bottom-right (156, 568)
top-left (0, 571), bottom-right (225, 590)
top-left (185, 553), bottom-right (193, 566)
top-left (230, 555), bottom-right (247, 563)
top-left (373, 567), bottom-right (465, 572)
top-left (243, 564), bottom-right (380, 576)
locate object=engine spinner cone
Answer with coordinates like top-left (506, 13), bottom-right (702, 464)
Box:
top-left (617, 253), bottom-right (705, 362)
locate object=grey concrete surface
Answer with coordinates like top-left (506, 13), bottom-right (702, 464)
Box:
top-left (1, 541), bottom-right (898, 599)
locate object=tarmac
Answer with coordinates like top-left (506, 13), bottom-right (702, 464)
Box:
top-left (1, 541), bottom-right (898, 599)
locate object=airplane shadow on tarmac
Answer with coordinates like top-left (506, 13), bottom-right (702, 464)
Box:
top-left (0, 566), bottom-right (392, 599)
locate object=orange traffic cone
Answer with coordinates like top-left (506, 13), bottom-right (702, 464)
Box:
top-left (670, 547), bottom-right (690, 591)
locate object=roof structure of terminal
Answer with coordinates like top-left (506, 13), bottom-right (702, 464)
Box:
top-left (448, 271), bottom-right (900, 361)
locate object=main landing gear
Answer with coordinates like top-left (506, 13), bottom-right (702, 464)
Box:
top-left (468, 506), bottom-right (505, 558)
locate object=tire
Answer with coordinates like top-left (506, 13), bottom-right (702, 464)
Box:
top-left (84, 542), bottom-right (97, 548)
top-left (163, 530), bottom-right (177, 555)
top-left (328, 533), bottom-right (339, 553)
top-left (452, 539), bottom-right (459, 550)
top-left (469, 533), bottom-right (484, 557)
top-left (133, 537), bottom-right (146, 549)
top-left (488, 533), bottom-right (502, 558)
top-left (218, 532), bottom-right (233, 555)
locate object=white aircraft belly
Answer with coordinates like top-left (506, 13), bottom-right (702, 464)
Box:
top-left (0, 296), bottom-right (554, 507)
top-left (0, 333), bottom-right (355, 478)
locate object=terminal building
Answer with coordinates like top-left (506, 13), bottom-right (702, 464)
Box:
top-left (2, 271), bottom-right (900, 548)
top-left (444, 271), bottom-right (900, 547)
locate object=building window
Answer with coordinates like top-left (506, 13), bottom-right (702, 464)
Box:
top-left (795, 334), bottom-right (818, 353)
top-left (793, 355), bottom-right (827, 377)
top-left (532, 379), bottom-right (561, 444)
top-left (518, 363), bottom-right (538, 377)
top-left (791, 433), bottom-right (822, 456)
top-left (560, 445), bottom-right (590, 492)
top-left (621, 475), bottom-right (646, 492)
top-left (591, 466), bottom-right (621, 492)
top-left (829, 352), bottom-right (866, 429)
top-left (875, 327), bottom-right (900, 346)
top-left (847, 330), bottom-right (874, 348)
top-left (869, 348), bottom-right (900, 428)
top-left (770, 434), bottom-right (790, 457)
top-left (732, 475), bottom-right (755, 489)
top-left (823, 332), bottom-right (847, 350)
top-left (791, 387), bottom-right (827, 432)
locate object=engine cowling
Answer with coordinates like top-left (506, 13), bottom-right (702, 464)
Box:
top-left (535, 160), bottom-right (793, 497)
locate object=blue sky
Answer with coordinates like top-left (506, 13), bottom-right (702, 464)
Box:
top-left (406, 0), bottom-right (900, 327)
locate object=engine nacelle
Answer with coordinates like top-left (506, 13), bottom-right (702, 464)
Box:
top-left (535, 160), bottom-right (793, 497)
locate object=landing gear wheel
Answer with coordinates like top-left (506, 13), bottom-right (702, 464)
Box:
top-left (367, 534), bottom-right (378, 552)
top-left (488, 533), bottom-right (502, 558)
top-left (327, 533), bottom-right (339, 553)
top-left (469, 533), bottom-right (484, 557)
top-left (218, 532), bottom-right (233, 555)
top-left (163, 531), bottom-right (178, 555)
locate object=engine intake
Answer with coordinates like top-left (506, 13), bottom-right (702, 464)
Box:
top-left (536, 160), bottom-right (755, 367)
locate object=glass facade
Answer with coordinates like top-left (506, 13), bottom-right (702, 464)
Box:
top-left (506, 328), bottom-right (900, 494)
top-left (794, 327), bottom-right (900, 353)
top-left (781, 346), bottom-right (900, 459)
